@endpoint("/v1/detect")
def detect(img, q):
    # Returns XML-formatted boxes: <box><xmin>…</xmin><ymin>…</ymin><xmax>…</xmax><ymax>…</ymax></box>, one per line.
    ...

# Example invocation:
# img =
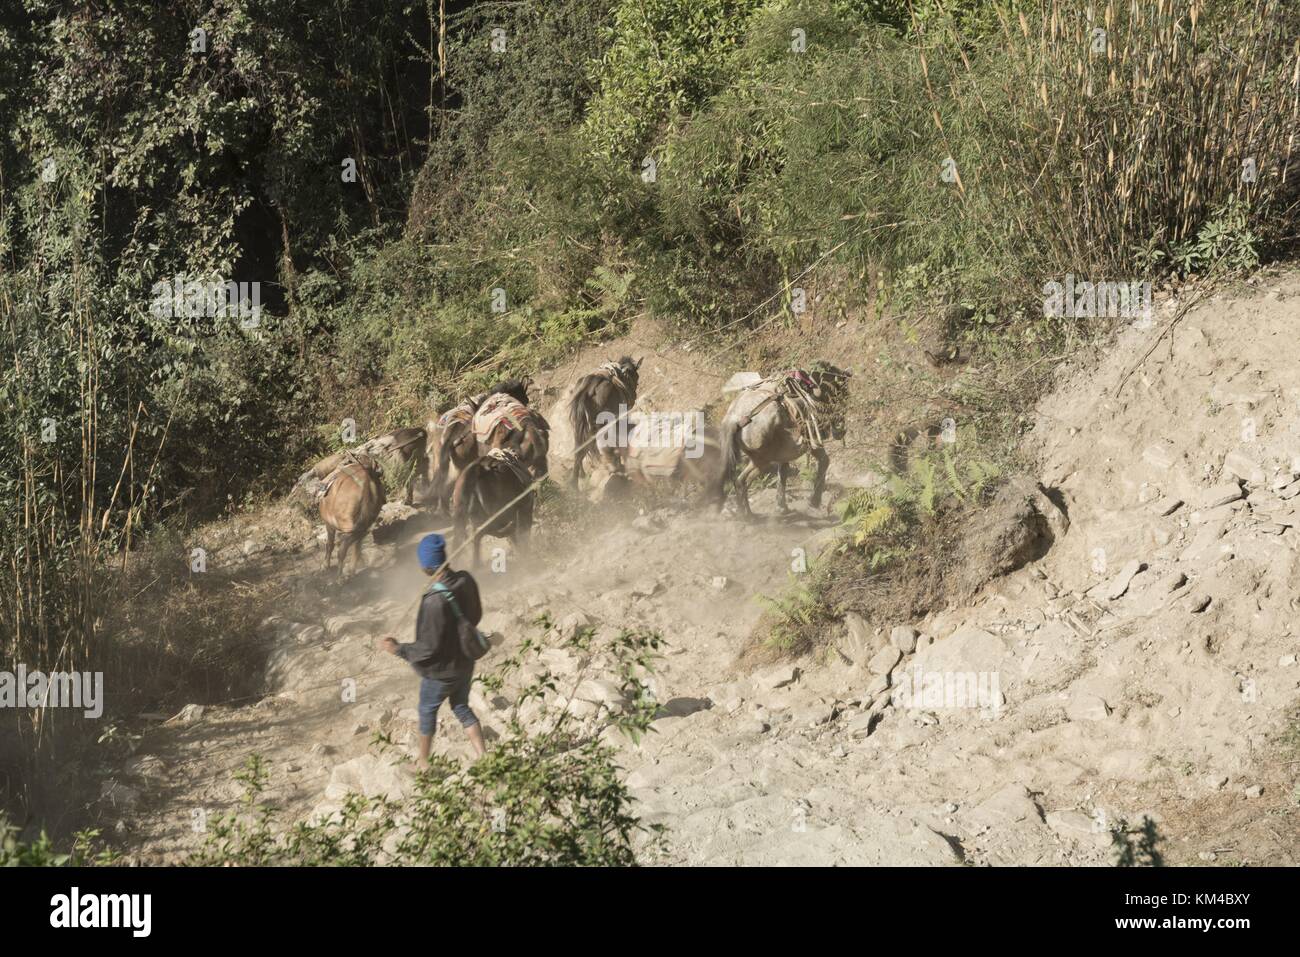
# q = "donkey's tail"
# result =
<box><xmin>568</xmin><ymin>376</ymin><xmax>596</xmax><ymax>455</ymax></box>
<box><xmin>719</xmin><ymin>417</ymin><xmax>746</xmax><ymax>497</ymax></box>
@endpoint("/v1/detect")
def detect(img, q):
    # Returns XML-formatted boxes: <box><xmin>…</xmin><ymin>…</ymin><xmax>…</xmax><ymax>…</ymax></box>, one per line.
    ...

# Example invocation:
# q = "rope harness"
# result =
<box><xmin>483</xmin><ymin>447</ymin><xmax>535</xmax><ymax>486</ymax></box>
<box><xmin>736</xmin><ymin>369</ymin><xmax>830</xmax><ymax>452</ymax></box>
<box><xmin>597</xmin><ymin>361</ymin><xmax>635</xmax><ymax>402</ymax></box>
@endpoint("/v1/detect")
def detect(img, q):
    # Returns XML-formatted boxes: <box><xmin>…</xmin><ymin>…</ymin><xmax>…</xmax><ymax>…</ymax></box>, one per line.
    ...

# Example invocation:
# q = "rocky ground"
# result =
<box><xmin>96</xmin><ymin>274</ymin><xmax>1300</xmax><ymax>866</ymax></box>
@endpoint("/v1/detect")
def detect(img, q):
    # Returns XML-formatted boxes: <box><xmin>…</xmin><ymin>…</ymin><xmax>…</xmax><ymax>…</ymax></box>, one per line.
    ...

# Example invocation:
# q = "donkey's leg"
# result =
<box><xmin>352</xmin><ymin>533</ymin><xmax>364</xmax><ymax>573</ymax></box>
<box><xmin>336</xmin><ymin>533</ymin><xmax>352</xmax><ymax>578</ymax></box>
<box><xmin>776</xmin><ymin>463</ymin><xmax>793</xmax><ymax>514</ymax></box>
<box><xmin>324</xmin><ymin>526</ymin><xmax>336</xmax><ymax>570</ymax></box>
<box><xmin>571</xmin><ymin>444</ymin><xmax>585</xmax><ymax>489</ymax></box>
<box><xmin>809</xmin><ymin>447</ymin><xmax>830</xmax><ymax>509</ymax></box>
<box><xmin>735</xmin><ymin>461</ymin><xmax>757</xmax><ymax>518</ymax></box>
<box><xmin>517</xmin><ymin>493</ymin><xmax>535</xmax><ymax>555</ymax></box>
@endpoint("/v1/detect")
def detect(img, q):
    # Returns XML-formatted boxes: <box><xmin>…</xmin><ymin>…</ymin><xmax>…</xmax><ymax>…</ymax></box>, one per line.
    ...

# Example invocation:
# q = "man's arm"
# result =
<box><xmin>380</xmin><ymin>596</ymin><xmax>445</xmax><ymax>666</ymax></box>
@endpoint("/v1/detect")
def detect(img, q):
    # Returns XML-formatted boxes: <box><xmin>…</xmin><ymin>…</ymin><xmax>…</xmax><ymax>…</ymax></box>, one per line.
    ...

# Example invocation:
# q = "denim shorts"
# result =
<box><xmin>417</xmin><ymin>670</ymin><xmax>478</xmax><ymax>736</ymax></box>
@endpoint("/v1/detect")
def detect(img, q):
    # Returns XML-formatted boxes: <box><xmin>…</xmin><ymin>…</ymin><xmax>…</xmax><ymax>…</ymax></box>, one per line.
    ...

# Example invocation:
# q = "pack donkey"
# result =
<box><xmin>428</xmin><ymin>379</ymin><xmax>531</xmax><ymax>513</ymax></box>
<box><xmin>319</xmin><ymin>452</ymin><xmax>387</xmax><ymax>576</ymax></box>
<box><xmin>303</xmin><ymin>427</ymin><xmax>428</xmax><ymax>507</ymax></box>
<box><xmin>718</xmin><ymin>362</ymin><xmax>852</xmax><ymax>516</ymax></box>
<box><xmin>568</xmin><ymin>356</ymin><xmax>641</xmax><ymax>488</ymax></box>
<box><xmin>449</xmin><ymin>448</ymin><xmax>536</xmax><ymax>568</ymax></box>
<box><xmin>472</xmin><ymin>380</ymin><xmax>550</xmax><ymax>481</ymax></box>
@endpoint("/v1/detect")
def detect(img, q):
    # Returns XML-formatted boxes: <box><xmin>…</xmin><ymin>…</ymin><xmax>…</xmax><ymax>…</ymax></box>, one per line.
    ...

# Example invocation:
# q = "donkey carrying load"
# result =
<box><xmin>472</xmin><ymin>383</ymin><xmax>550</xmax><ymax>481</ymax></box>
<box><xmin>319</xmin><ymin>452</ymin><xmax>387</xmax><ymax>577</ymax></box>
<box><xmin>718</xmin><ymin>362</ymin><xmax>852</xmax><ymax>517</ymax></box>
<box><xmin>450</xmin><ymin>447</ymin><xmax>536</xmax><ymax>569</ymax></box>
<box><xmin>568</xmin><ymin>356</ymin><xmax>641</xmax><ymax>488</ymax></box>
<box><xmin>301</xmin><ymin>427</ymin><xmax>428</xmax><ymax>507</ymax></box>
<box><xmin>427</xmin><ymin>379</ymin><xmax>531</xmax><ymax>513</ymax></box>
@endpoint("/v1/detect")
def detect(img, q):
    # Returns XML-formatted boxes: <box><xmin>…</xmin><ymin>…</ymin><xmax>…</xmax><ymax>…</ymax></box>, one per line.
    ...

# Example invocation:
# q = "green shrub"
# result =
<box><xmin>191</xmin><ymin>617</ymin><xmax>666</xmax><ymax>866</ymax></box>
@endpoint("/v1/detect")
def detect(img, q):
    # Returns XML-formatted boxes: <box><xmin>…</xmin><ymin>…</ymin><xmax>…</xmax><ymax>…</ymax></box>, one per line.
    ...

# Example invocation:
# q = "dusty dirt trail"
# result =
<box><xmin>103</xmin><ymin>276</ymin><xmax>1300</xmax><ymax>865</ymax></box>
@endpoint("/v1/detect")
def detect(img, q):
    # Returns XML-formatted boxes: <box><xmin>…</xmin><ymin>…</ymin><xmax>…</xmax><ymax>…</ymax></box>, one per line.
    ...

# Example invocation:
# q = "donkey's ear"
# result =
<box><xmin>634</xmin><ymin>356</ymin><xmax>644</xmax><ymax>369</ymax></box>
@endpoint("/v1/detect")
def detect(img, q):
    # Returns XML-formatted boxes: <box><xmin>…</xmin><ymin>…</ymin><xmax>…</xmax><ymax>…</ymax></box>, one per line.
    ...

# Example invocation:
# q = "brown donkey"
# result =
<box><xmin>429</xmin><ymin>379</ymin><xmax>531</xmax><ymax>513</ymax></box>
<box><xmin>568</xmin><ymin>356</ymin><xmax>641</xmax><ymax>488</ymax></box>
<box><xmin>449</xmin><ymin>449</ymin><xmax>536</xmax><ymax>569</ymax></box>
<box><xmin>305</xmin><ymin>428</ymin><xmax>428</xmax><ymax>506</ymax></box>
<box><xmin>472</xmin><ymin>380</ymin><xmax>550</xmax><ymax>481</ymax></box>
<box><xmin>607</xmin><ymin>411</ymin><xmax>725</xmax><ymax>508</ymax></box>
<box><xmin>319</xmin><ymin>453</ymin><xmax>387</xmax><ymax>576</ymax></box>
<box><xmin>718</xmin><ymin>362</ymin><xmax>852</xmax><ymax>516</ymax></box>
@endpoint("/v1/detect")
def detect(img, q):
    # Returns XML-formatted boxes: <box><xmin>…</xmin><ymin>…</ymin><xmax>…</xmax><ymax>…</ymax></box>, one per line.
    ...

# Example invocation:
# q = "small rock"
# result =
<box><xmin>1066</xmin><ymin>692</ymin><xmax>1110</xmax><ymax>722</ymax></box>
<box><xmin>846</xmin><ymin>712</ymin><xmax>875</xmax><ymax>737</ymax></box>
<box><xmin>1105</xmin><ymin>560</ymin><xmax>1147</xmax><ymax>601</ymax></box>
<box><xmin>172</xmin><ymin>703</ymin><xmax>205</xmax><ymax>725</ymax></box>
<box><xmin>755</xmin><ymin>665</ymin><xmax>800</xmax><ymax>692</ymax></box>
<box><xmin>1223</xmin><ymin>451</ymin><xmax>1265</xmax><ymax>486</ymax></box>
<box><xmin>656</xmin><ymin>696</ymin><xmax>711</xmax><ymax>718</ymax></box>
<box><xmin>1206</xmin><ymin>774</ymin><xmax>1228</xmax><ymax>791</ymax></box>
<box><xmin>1200</xmin><ymin>481</ymin><xmax>1245</xmax><ymax>509</ymax></box>
<box><xmin>867</xmin><ymin>644</ymin><xmax>902</xmax><ymax>677</ymax></box>
<box><xmin>1276</xmin><ymin>480</ymin><xmax>1300</xmax><ymax>500</ymax></box>
<box><xmin>1279</xmin><ymin>654</ymin><xmax>1297</xmax><ymax>668</ymax></box>
<box><xmin>1150</xmin><ymin>496</ymin><xmax>1183</xmax><ymax>516</ymax></box>
<box><xmin>556</xmin><ymin>611</ymin><xmax>591</xmax><ymax>639</ymax></box>
<box><xmin>1142</xmin><ymin>443</ymin><xmax>1176</xmax><ymax>470</ymax></box>
<box><xmin>629</xmin><ymin>579</ymin><xmax>662</xmax><ymax>598</ymax></box>
<box><xmin>1045</xmin><ymin>809</ymin><xmax>1096</xmax><ymax>837</ymax></box>
<box><xmin>890</xmin><ymin>625</ymin><xmax>919</xmax><ymax>654</ymax></box>
<box><xmin>1243</xmin><ymin>784</ymin><xmax>1264</xmax><ymax>799</ymax></box>
<box><xmin>864</xmin><ymin>673</ymin><xmax>890</xmax><ymax>697</ymax></box>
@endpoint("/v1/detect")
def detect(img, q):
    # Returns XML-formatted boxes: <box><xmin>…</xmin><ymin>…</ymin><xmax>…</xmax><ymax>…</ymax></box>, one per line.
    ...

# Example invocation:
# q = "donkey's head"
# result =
<box><xmin>488</xmin><ymin>377</ymin><xmax>531</xmax><ymax>406</ymax></box>
<box><xmin>615</xmin><ymin>355</ymin><xmax>642</xmax><ymax>394</ymax></box>
<box><xmin>809</xmin><ymin>362</ymin><xmax>852</xmax><ymax>439</ymax></box>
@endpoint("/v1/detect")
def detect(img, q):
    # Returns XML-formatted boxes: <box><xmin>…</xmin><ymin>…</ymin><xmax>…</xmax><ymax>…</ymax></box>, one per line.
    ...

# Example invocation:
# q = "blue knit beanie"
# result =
<box><xmin>417</xmin><ymin>533</ymin><xmax>446</xmax><ymax>572</ymax></box>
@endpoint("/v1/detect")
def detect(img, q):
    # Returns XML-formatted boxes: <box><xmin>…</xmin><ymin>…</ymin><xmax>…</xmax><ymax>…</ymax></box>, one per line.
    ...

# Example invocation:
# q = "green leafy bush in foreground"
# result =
<box><xmin>190</xmin><ymin>617</ymin><xmax>666</xmax><ymax>866</ymax></box>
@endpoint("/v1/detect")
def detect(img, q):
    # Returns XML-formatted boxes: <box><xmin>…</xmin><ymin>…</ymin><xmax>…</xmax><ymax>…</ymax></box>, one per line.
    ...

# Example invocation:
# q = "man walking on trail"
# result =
<box><xmin>378</xmin><ymin>533</ymin><xmax>487</xmax><ymax>764</ymax></box>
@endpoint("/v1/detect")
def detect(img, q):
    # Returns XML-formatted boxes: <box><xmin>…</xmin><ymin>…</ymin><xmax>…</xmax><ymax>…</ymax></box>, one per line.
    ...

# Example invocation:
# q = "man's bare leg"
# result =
<box><xmin>466</xmin><ymin>722</ymin><xmax>487</xmax><ymax>758</ymax></box>
<box><xmin>417</xmin><ymin>733</ymin><xmax>433</xmax><ymax>767</ymax></box>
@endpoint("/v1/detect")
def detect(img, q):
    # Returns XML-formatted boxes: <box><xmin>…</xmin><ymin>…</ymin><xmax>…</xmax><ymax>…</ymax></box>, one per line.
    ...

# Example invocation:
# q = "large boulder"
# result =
<box><xmin>949</xmin><ymin>477</ymin><xmax>1068</xmax><ymax>600</ymax></box>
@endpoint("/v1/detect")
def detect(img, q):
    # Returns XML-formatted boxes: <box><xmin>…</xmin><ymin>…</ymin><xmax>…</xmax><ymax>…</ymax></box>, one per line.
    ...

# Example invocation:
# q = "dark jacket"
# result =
<box><xmin>396</xmin><ymin>570</ymin><xmax>483</xmax><ymax>679</ymax></box>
